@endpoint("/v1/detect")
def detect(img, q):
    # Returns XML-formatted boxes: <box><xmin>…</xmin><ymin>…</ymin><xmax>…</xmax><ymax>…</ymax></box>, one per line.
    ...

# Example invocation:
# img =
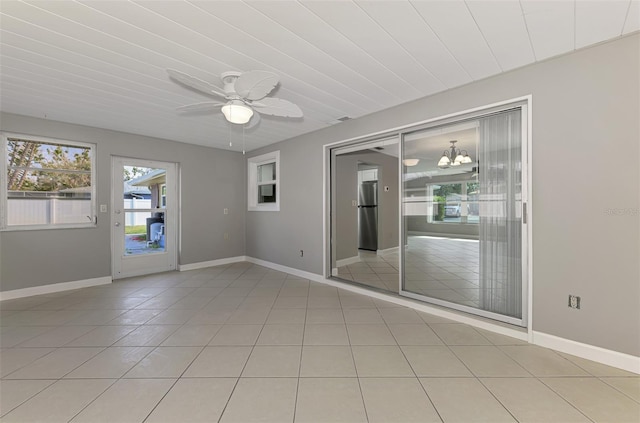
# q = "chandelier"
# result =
<box><xmin>437</xmin><ymin>140</ymin><xmax>472</xmax><ymax>168</ymax></box>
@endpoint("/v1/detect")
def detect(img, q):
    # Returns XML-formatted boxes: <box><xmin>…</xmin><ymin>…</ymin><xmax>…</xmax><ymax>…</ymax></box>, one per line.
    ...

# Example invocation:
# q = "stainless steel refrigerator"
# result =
<box><xmin>358</xmin><ymin>180</ymin><xmax>378</xmax><ymax>251</ymax></box>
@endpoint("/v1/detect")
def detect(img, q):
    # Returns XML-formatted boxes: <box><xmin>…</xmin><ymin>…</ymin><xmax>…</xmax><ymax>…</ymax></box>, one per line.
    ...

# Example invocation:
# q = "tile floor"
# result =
<box><xmin>337</xmin><ymin>236</ymin><xmax>486</xmax><ymax>309</ymax></box>
<box><xmin>1</xmin><ymin>262</ymin><xmax>638</xmax><ymax>422</ymax></box>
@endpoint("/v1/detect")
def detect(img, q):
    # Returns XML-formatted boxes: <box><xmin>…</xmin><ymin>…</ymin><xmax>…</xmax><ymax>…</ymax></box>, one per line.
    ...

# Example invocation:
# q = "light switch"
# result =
<box><xmin>100</xmin><ymin>204</ymin><xmax>108</xmax><ymax>213</ymax></box>
<box><xmin>352</xmin><ymin>200</ymin><xmax>357</xmax><ymax>207</ymax></box>
<box><xmin>224</xmin><ymin>208</ymin><xmax>229</xmax><ymax>215</ymax></box>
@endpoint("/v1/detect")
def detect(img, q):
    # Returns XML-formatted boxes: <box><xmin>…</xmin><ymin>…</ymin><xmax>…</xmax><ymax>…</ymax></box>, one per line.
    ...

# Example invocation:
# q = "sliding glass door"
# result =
<box><xmin>326</xmin><ymin>102</ymin><xmax>528</xmax><ymax>326</ymax></box>
<box><xmin>400</xmin><ymin>107</ymin><xmax>527</xmax><ymax>326</ymax></box>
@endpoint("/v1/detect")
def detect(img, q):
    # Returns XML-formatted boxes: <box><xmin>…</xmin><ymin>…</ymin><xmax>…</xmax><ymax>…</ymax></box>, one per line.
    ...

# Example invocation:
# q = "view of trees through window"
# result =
<box><xmin>7</xmin><ymin>139</ymin><xmax>91</xmax><ymax>192</ymax></box>
<box><xmin>4</xmin><ymin>137</ymin><xmax>94</xmax><ymax>227</ymax></box>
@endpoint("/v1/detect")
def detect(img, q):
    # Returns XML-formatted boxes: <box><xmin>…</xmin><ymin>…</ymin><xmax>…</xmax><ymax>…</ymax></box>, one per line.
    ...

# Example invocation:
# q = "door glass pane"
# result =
<box><xmin>123</xmin><ymin>211</ymin><xmax>166</xmax><ymax>256</ymax></box>
<box><xmin>122</xmin><ymin>165</ymin><xmax>167</xmax><ymax>256</ymax></box>
<box><xmin>402</xmin><ymin>109</ymin><xmax>523</xmax><ymax>321</ymax></box>
<box><xmin>330</xmin><ymin>138</ymin><xmax>400</xmax><ymax>293</ymax></box>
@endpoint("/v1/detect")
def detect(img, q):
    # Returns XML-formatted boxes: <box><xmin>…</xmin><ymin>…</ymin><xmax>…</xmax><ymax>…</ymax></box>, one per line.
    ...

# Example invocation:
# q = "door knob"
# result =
<box><xmin>114</xmin><ymin>222</ymin><xmax>120</xmax><ymax>226</ymax></box>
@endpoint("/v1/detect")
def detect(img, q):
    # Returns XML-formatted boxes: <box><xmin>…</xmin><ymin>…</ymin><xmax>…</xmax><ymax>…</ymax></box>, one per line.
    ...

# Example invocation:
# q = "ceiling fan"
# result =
<box><xmin>167</xmin><ymin>69</ymin><xmax>303</xmax><ymax>127</ymax></box>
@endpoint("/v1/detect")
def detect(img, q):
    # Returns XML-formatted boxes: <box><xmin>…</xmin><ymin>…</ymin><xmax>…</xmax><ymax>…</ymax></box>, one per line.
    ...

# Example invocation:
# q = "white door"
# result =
<box><xmin>111</xmin><ymin>157</ymin><xmax>178</xmax><ymax>279</ymax></box>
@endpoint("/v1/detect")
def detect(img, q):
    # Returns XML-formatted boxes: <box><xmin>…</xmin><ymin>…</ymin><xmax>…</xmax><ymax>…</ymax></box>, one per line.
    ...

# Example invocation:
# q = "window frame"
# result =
<box><xmin>247</xmin><ymin>150</ymin><xmax>280</xmax><ymax>211</ymax></box>
<box><xmin>1</xmin><ymin>132</ymin><xmax>97</xmax><ymax>231</ymax></box>
<box><xmin>160</xmin><ymin>183</ymin><xmax>167</xmax><ymax>208</ymax></box>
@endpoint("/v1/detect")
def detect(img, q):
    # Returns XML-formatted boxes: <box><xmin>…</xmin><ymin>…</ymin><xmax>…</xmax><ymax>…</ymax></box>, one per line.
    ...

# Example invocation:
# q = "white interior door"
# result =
<box><xmin>111</xmin><ymin>157</ymin><xmax>177</xmax><ymax>279</ymax></box>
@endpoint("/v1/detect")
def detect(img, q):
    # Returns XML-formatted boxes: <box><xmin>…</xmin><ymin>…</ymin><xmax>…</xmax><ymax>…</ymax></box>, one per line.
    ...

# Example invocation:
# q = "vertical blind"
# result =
<box><xmin>478</xmin><ymin>109</ymin><xmax>523</xmax><ymax>318</ymax></box>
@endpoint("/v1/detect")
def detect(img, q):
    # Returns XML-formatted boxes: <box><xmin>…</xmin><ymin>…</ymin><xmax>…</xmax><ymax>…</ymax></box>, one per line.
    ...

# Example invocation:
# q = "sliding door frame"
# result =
<box><xmin>322</xmin><ymin>96</ymin><xmax>532</xmax><ymax>332</ymax></box>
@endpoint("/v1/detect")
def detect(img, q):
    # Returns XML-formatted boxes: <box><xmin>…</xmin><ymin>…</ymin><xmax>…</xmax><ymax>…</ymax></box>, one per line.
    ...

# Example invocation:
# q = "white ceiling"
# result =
<box><xmin>1</xmin><ymin>1</ymin><xmax>638</xmax><ymax>152</ymax></box>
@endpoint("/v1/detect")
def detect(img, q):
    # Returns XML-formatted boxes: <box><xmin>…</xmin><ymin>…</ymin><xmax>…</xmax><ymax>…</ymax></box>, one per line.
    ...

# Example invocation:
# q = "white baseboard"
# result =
<box><xmin>408</xmin><ymin>231</ymin><xmax>479</xmax><ymax>240</ymax></box>
<box><xmin>178</xmin><ymin>256</ymin><xmax>247</xmax><ymax>272</ymax></box>
<box><xmin>533</xmin><ymin>331</ymin><xmax>640</xmax><ymax>375</ymax></box>
<box><xmin>0</xmin><ymin>276</ymin><xmax>112</xmax><ymax>301</ymax></box>
<box><xmin>244</xmin><ymin>257</ymin><xmax>326</xmax><ymax>283</ymax></box>
<box><xmin>244</xmin><ymin>257</ymin><xmax>528</xmax><ymax>341</ymax></box>
<box><xmin>377</xmin><ymin>246</ymin><xmax>398</xmax><ymax>255</ymax></box>
<box><xmin>336</xmin><ymin>256</ymin><xmax>360</xmax><ymax>267</ymax></box>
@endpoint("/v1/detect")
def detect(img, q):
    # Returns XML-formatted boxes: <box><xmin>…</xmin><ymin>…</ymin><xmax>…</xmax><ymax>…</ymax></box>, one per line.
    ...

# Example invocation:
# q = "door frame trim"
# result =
<box><xmin>322</xmin><ymin>95</ymin><xmax>533</xmax><ymax>335</ymax></box>
<box><xmin>110</xmin><ymin>156</ymin><xmax>179</xmax><ymax>279</ymax></box>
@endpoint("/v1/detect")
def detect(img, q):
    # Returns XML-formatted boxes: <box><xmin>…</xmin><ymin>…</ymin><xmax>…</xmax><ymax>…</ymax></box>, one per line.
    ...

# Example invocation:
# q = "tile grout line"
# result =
<box><xmin>377</xmin><ymin>303</ymin><xmax>446</xmax><ymax>423</ymax></box>
<box><xmin>339</xmin><ymin>293</ymin><xmax>371</xmax><ymax>423</ymax></box>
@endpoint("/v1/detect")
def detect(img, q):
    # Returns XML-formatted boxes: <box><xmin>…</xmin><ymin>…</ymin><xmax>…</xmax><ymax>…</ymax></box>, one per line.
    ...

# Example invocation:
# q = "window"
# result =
<box><xmin>1</xmin><ymin>133</ymin><xmax>96</xmax><ymax>230</ymax></box>
<box><xmin>160</xmin><ymin>184</ymin><xmax>167</xmax><ymax>208</ymax></box>
<box><xmin>427</xmin><ymin>181</ymin><xmax>479</xmax><ymax>224</ymax></box>
<box><xmin>248</xmin><ymin>150</ymin><xmax>279</xmax><ymax>211</ymax></box>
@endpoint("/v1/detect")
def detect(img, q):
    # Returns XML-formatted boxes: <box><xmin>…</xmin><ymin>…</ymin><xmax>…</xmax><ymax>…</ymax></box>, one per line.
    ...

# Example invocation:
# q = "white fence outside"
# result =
<box><xmin>124</xmin><ymin>198</ymin><xmax>152</xmax><ymax>226</ymax></box>
<box><xmin>7</xmin><ymin>197</ymin><xmax>152</xmax><ymax>226</ymax></box>
<box><xmin>8</xmin><ymin>198</ymin><xmax>93</xmax><ymax>226</ymax></box>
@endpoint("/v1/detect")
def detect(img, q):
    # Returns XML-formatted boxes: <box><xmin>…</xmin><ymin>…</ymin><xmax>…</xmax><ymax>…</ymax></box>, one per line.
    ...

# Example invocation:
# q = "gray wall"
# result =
<box><xmin>246</xmin><ymin>34</ymin><xmax>640</xmax><ymax>356</ymax></box>
<box><xmin>0</xmin><ymin>113</ymin><xmax>245</xmax><ymax>291</ymax></box>
<box><xmin>334</xmin><ymin>150</ymin><xmax>399</xmax><ymax>262</ymax></box>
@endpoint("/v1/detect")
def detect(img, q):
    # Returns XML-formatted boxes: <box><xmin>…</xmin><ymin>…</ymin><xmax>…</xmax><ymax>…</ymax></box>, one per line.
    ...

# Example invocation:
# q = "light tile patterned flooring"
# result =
<box><xmin>0</xmin><ymin>262</ymin><xmax>638</xmax><ymax>422</ymax></box>
<box><xmin>338</xmin><ymin>236</ymin><xmax>481</xmax><ymax>308</ymax></box>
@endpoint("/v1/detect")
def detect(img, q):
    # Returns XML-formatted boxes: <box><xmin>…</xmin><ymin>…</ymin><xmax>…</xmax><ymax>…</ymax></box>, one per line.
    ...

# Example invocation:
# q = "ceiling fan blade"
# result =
<box><xmin>176</xmin><ymin>101</ymin><xmax>225</xmax><ymax>113</ymax></box>
<box><xmin>245</xmin><ymin>112</ymin><xmax>261</xmax><ymax>129</ymax></box>
<box><xmin>167</xmin><ymin>69</ymin><xmax>226</xmax><ymax>98</ymax></box>
<box><xmin>252</xmin><ymin>97</ymin><xmax>303</xmax><ymax>118</ymax></box>
<box><xmin>235</xmin><ymin>70</ymin><xmax>279</xmax><ymax>101</ymax></box>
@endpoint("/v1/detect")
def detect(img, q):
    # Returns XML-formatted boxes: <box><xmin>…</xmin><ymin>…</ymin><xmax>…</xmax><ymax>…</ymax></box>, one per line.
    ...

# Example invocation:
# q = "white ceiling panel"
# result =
<box><xmin>301</xmin><ymin>1</ymin><xmax>444</xmax><ymax>97</ymax></box>
<box><xmin>466</xmin><ymin>1</ymin><xmax>536</xmax><ymax>70</ymax></box>
<box><xmin>576</xmin><ymin>1</ymin><xmax>630</xmax><ymax>48</ymax></box>
<box><xmin>248</xmin><ymin>1</ymin><xmax>420</xmax><ymax>103</ymax></box>
<box><xmin>520</xmin><ymin>1</ymin><xmax>575</xmax><ymax>60</ymax></box>
<box><xmin>0</xmin><ymin>0</ymin><xmax>636</xmax><ymax>152</ymax></box>
<box><xmin>623</xmin><ymin>0</ymin><xmax>640</xmax><ymax>33</ymax></box>
<box><xmin>411</xmin><ymin>0</ymin><xmax>502</xmax><ymax>80</ymax></box>
<box><xmin>355</xmin><ymin>1</ymin><xmax>472</xmax><ymax>89</ymax></box>
<box><xmin>191</xmin><ymin>1</ymin><xmax>401</xmax><ymax>107</ymax></box>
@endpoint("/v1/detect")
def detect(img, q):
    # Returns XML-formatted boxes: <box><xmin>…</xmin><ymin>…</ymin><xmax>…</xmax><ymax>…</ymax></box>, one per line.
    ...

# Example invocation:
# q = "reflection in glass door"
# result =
<box><xmin>329</xmin><ymin>137</ymin><xmax>400</xmax><ymax>292</ymax></box>
<box><xmin>401</xmin><ymin>107</ymin><xmax>527</xmax><ymax>325</ymax></box>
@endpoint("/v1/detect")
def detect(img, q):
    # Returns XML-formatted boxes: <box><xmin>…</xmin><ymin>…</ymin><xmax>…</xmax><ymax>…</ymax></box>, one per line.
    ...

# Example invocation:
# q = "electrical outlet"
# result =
<box><xmin>352</xmin><ymin>200</ymin><xmax>357</xmax><ymax>207</ymax></box>
<box><xmin>224</xmin><ymin>208</ymin><xmax>228</xmax><ymax>215</ymax></box>
<box><xmin>224</xmin><ymin>233</ymin><xmax>229</xmax><ymax>240</ymax></box>
<box><xmin>568</xmin><ymin>295</ymin><xmax>581</xmax><ymax>309</ymax></box>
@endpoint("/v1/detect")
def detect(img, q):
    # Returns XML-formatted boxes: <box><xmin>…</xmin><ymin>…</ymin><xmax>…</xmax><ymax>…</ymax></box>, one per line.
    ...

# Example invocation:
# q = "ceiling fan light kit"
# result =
<box><xmin>438</xmin><ymin>140</ymin><xmax>472</xmax><ymax>169</ymax></box>
<box><xmin>167</xmin><ymin>68</ymin><xmax>303</xmax><ymax>128</ymax></box>
<box><xmin>221</xmin><ymin>100</ymin><xmax>254</xmax><ymax>124</ymax></box>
